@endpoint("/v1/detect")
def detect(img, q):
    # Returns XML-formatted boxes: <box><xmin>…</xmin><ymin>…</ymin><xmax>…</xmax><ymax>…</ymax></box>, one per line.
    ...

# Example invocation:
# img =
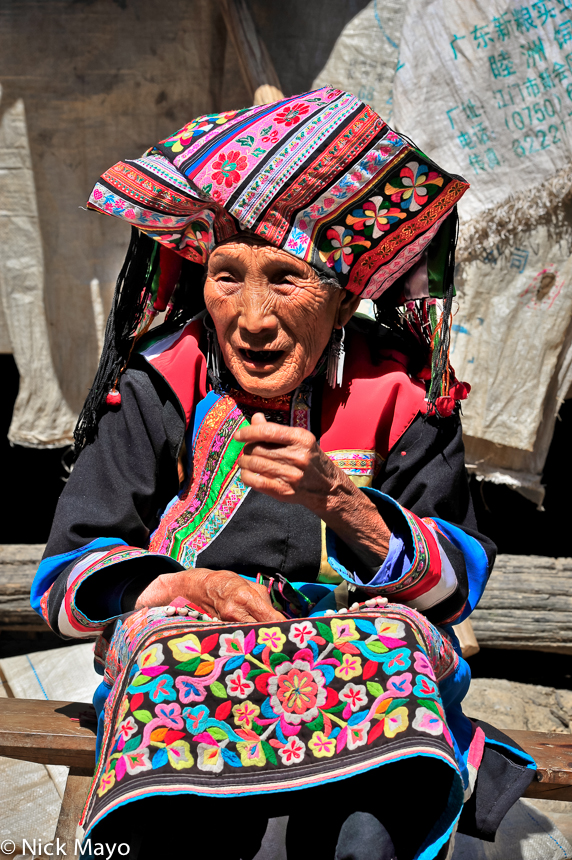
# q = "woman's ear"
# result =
<box><xmin>336</xmin><ymin>290</ymin><xmax>362</xmax><ymax>328</ymax></box>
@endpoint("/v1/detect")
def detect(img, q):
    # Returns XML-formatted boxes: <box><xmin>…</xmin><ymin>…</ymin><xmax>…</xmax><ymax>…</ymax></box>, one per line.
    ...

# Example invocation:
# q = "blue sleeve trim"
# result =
<box><xmin>431</xmin><ymin>519</ymin><xmax>490</xmax><ymax>621</ymax></box>
<box><xmin>30</xmin><ymin>538</ymin><xmax>128</xmax><ymax>615</ymax></box>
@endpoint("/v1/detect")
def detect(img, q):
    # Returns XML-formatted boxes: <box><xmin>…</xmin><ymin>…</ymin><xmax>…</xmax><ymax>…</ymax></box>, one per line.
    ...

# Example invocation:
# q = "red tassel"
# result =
<box><xmin>154</xmin><ymin>246</ymin><xmax>183</xmax><ymax>312</ymax></box>
<box><xmin>435</xmin><ymin>395</ymin><xmax>456</xmax><ymax>417</ymax></box>
<box><xmin>106</xmin><ymin>389</ymin><xmax>121</xmax><ymax>406</ymax></box>
<box><xmin>450</xmin><ymin>381</ymin><xmax>471</xmax><ymax>400</ymax></box>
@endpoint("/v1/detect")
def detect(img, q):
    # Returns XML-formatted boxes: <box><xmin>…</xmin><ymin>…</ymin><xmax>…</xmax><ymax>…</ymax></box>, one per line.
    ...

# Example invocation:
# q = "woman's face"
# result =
<box><xmin>204</xmin><ymin>237</ymin><xmax>360</xmax><ymax>398</ymax></box>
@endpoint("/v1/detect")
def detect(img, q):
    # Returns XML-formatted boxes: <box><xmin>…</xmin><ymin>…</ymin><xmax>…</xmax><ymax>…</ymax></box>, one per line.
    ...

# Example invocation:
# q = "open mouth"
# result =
<box><xmin>239</xmin><ymin>348</ymin><xmax>284</xmax><ymax>367</ymax></box>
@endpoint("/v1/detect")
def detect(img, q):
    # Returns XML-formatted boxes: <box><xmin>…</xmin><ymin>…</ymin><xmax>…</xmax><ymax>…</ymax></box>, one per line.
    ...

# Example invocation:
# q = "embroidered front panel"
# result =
<box><xmin>149</xmin><ymin>386</ymin><xmax>312</xmax><ymax>567</ymax></box>
<box><xmin>82</xmin><ymin>606</ymin><xmax>461</xmax><ymax>832</ymax></box>
<box><xmin>149</xmin><ymin>395</ymin><xmax>249</xmax><ymax>563</ymax></box>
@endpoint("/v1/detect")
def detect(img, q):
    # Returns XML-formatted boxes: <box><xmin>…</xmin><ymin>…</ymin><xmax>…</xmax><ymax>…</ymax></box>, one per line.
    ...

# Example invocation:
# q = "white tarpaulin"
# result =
<box><xmin>392</xmin><ymin>0</ymin><xmax>572</xmax><ymax>505</ymax></box>
<box><xmin>314</xmin><ymin>0</ymin><xmax>572</xmax><ymax>504</ymax></box>
<box><xmin>0</xmin><ymin>89</ymin><xmax>77</xmax><ymax>448</ymax></box>
<box><xmin>312</xmin><ymin>0</ymin><xmax>406</xmax><ymax>123</ymax></box>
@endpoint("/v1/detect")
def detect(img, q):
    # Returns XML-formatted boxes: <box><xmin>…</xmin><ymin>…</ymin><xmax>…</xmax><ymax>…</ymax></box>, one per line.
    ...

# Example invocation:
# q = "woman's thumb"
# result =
<box><xmin>251</xmin><ymin>412</ymin><xmax>267</xmax><ymax>425</ymax></box>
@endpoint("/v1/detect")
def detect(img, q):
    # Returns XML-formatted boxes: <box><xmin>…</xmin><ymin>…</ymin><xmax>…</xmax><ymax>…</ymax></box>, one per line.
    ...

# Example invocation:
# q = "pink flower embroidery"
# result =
<box><xmin>309</xmin><ymin>731</ymin><xmax>336</xmax><ymax>758</ymax></box>
<box><xmin>288</xmin><ymin>621</ymin><xmax>317</xmax><ymax>648</ymax></box>
<box><xmin>274</xmin><ymin>102</ymin><xmax>310</xmax><ymax>127</ymax></box>
<box><xmin>413</xmin><ymin>651</ymin><xmax>435</xmax><ymax>679</ymax></box>
<box><xmin>412</xmin><ymin>706</ymin><xmax>444</xmax><ymax>736</ymax></box>
<box><xmin>226</xmin><ymin>669</ymin><xmax>254</xmax><ymax>699</ymax></box>
<box><xmin>211</xmin><ymin>149</ymin><xmax>248</xmax><ymax>188</ymax></box>
<box><xmin>335</xmin><ymin>653</ymin><xmax>363</xmax><ymax>681</ymax></box>
<box><xmin>385</xmin><ymin>673</ymin><xmax>413</xmax><ymax>697</ymax></box>
<box><xmin>278</xmin><ymin>736</ymin><xmax>306</xmax><ymax>765</ymax></box>
<box><xmin>277</xmin><ymin>669</ymin><xmax>317</xmax><ymax>715</ymax></box>
<box><xmin>347</xmin><ymin>721</ymin><xmax>370</xmax><ymax>750</ymax></box>
<box><xmin>339</xmin><ymin>683</ymin><xmax>368</xmax><ymax>713</ymax></box>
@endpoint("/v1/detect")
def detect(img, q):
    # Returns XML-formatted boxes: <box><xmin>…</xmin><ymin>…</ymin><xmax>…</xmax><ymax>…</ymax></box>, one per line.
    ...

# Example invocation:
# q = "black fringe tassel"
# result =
<box><xmin>427</xmin><ymin>208</ymin><xmax>459</xmax><ymax>412</ymax></box>
<box><xmin>74</xmin><ymin>228</ymin><xmax>159</xmax><ymax>454</ymax></box>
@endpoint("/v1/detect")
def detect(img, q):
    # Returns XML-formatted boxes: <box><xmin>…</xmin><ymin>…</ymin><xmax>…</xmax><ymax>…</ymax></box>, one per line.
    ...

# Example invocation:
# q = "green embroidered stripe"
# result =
<box><xmin>169</xmin><ymin>416</ymin><xmax>250</xmax><ymax>561</ymax></box>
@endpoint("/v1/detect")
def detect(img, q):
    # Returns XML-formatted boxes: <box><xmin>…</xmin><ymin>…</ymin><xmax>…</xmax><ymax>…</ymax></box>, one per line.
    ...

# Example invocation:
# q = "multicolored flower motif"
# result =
<box><xmin>288</xmin><ymin>620</ymin><xmax>317</xmax><ymax>648</ymax></box>
<box><xmin>384</xmin><ymin>706</ymin><xmax>409</xmax><ymax>738</ymax></box>
<box><xmin>278</xmin><ymin>736</ymin><xmax>306</xmax><ymax>765</ymax></box>
<box><xmin>335</xmin><ymin>654</ymin><xmax>363</xmax><ymax>681</ymax></box>
<box><xmin>226</xmin><ymin>669</ymin><xmax>255</xmax><ymax>699</ymax></box>
<box><xmin>384</xmin><ymin>161</ymin><xmax>444</xmax><ymax>212</ymax></box>
<box><xmin>96</xmin><ymin>609</ymin><xmax>458</xmax><ymax>798</ymax></box>
<box><xmin>318</xmin><ymin>227</ymin><xmax>371</xmax><ymax>275</ymax></box>
<box><xmin>211</xmin><ymin>149</ymin><xmax>248</xmax><ymax>188</ymax></box>
<box><xmin>268</xmin><ymin>660</ymin><xmax>327</xmax><ymax>724</ymax></box>
<box><xmin>232</xmin><ymin>700</ymin><xmax>260</xmax><ymax>729</ymax></box>
<box><xmin>309</xmin><ymin>731</ymin><xmax>336</xmax><ymax>758</ymax></box>
<box><xmin>258</xmin><ymin>627</ymin><xmax>287</xmax><ymax>652</ymax></box>
<box><xmin>274</xmin><ymin>102</ymin><xmax>310</xmax><ymax>127</ymax></box>
<box><xmin>160</xmin><ymin>111</ymin><xmax>241</xmax><ymax>154</ymax></box>
<box><xmin>346</xmin><ymin>197</ymin><xmax>406</xmax><ymax>238</ymax></box>
<box><xmin>237</xmin><ymin>739</ymin><xmax>267</xmax><ymax>767</ymax></box>
<box><xmin>339</xmin><ymin>683</ymin><xmax>368</xmax><ymax>713</ymax></box>
<box><xmin>197</xmin><ymin>742</ymin><xmax>224</xmax><ymax>773</ymax></box>
<box><xmin>413</xmin><ymin>706</ymin><xmax>444</xmax><ymax>736</ymax></box>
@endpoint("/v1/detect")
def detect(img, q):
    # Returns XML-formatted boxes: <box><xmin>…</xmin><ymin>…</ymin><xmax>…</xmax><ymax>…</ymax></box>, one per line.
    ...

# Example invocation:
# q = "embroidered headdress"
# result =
<box><xmin>77</xmin><ymin>88</ymin><xmax>469</xmax><ymax>449</ymax></box>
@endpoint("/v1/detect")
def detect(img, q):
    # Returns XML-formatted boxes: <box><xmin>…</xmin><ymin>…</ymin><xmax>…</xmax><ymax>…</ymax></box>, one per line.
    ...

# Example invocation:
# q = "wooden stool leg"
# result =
<box><xmin>51</xmin><ymin>768</ymin><xmax>93</xmax><ymax>858</ymax></box>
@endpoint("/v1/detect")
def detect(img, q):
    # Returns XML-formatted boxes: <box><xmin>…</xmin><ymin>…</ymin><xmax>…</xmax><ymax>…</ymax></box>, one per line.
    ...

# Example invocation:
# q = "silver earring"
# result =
<box><xmin>327</xmin><ymin>327</ymin><xmax>345</xmax><ymax>388</ymax></box>
<box><xmin>204</xmin><ymin>315</ymin><xmax>222</xmax><ymax>381</ymax></box>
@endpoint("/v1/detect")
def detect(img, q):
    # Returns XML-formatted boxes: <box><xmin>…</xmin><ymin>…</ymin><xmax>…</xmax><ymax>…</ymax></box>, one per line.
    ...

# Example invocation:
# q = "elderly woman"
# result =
<box><xmin>32</xmin><ymin>89</ymin><xmax>534</xmax><ymax>860</ymax></box>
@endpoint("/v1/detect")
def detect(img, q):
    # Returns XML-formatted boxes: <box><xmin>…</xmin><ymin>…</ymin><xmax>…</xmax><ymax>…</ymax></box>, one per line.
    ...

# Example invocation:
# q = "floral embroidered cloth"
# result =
<box><xmin>87</xmin><ymin>87</ymin><xmax>468</xmax><ymax>301</ymax></box>
<box><xmin>82</xmin><ymin>605</ymin><xmax>464</xmax><ymax>851</ymax></box>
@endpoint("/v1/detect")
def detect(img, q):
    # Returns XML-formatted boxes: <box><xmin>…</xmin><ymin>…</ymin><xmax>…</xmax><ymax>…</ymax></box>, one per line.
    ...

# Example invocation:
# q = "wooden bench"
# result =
<box><xmin>0</xmin><ymin>698</ymin><xmax>570</xmax><ymax>857</ymax></box>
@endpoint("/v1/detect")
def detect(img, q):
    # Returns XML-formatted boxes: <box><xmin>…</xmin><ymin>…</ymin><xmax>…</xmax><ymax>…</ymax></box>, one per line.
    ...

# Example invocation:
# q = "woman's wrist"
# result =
<box><xmin>319</xmin><ymin>474</ymin><xmax>391</xmax><ymax>569</ymax></box>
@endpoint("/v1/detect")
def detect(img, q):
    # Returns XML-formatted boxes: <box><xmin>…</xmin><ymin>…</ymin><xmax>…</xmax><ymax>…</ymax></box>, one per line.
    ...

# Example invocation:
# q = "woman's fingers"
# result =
<box><xmin>240</xmin><ymin>453</ymin><xmax>303</xmax><ymax>483</ymax></box>
<box><xmin>205</xmin><ymin>569</ymin><xmax>285</xmax><ymax>623</ymax></box>
<box><xmin>235</xmin><ymin>417</ymin><xmax>313</xmax><ymax>448</ymax></box>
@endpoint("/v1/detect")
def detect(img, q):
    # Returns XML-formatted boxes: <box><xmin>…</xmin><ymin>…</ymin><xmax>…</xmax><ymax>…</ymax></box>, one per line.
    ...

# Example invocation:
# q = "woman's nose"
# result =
<box><xmin>237</xmin><ymin>284</ymin><xmax>278</xmax><ymax>334</ymax></box>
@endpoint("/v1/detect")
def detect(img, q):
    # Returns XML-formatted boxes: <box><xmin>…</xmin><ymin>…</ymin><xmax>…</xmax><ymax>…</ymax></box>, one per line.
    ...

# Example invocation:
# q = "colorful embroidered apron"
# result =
<box><xmin>82</xmin><ymin>605</ymin><xmax>464</xmax><ymax>855</ymax></box>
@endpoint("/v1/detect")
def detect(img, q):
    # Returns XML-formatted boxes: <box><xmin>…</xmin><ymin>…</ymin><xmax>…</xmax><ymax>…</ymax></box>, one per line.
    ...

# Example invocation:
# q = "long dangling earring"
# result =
<box><xmin>204</xmin><ymin>315</ymin><xmax>222</xmax><ymax>382</ymax></box>
<box><xmin>327</xmin><ymin>326</ymin><xmax>345</xmax><ymax>388</ymax></box>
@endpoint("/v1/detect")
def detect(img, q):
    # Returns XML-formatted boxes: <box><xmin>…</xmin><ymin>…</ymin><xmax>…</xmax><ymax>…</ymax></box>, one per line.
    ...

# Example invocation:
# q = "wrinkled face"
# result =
<box><xmin>204</xmin><ymin>237</ymin><xmax>360</xmax><ymax>398</ymax></box>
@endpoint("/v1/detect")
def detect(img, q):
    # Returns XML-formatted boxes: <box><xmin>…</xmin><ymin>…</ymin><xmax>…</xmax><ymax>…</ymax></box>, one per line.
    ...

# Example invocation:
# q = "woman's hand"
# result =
<box><xmin>235</xmin><ymin>413</ymin><xmax>391</xmax><ymax>571</ymax></box>
<box><xmin>135</xmin><ymin>567</ymin><xmax>285</xmax><ymax>623</ymax></box>
<box><xmin>236</xmin><ymin>413</ymin><xmax>349</xmax><ymax>514</ymax></box>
